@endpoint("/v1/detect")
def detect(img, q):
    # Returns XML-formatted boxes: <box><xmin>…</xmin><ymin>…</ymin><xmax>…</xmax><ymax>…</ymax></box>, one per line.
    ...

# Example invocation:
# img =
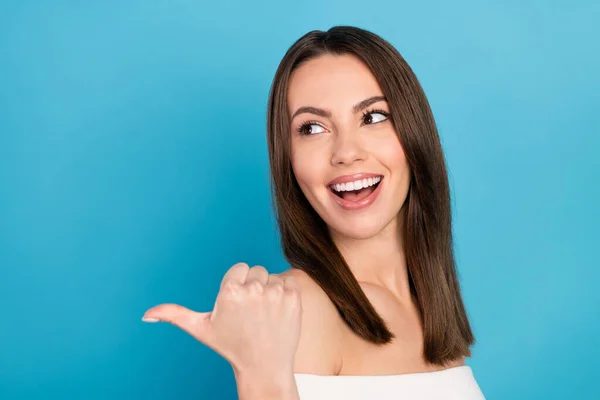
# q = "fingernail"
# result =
<box><xmin>142</xmin><ymin>317</ymin><xmax>160</xmax><ymax>323</ymax></box>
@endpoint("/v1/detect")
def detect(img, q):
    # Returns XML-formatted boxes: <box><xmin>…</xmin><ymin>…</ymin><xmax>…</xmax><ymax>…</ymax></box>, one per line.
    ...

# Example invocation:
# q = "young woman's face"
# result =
<box><xmin>288</xmin><ymin>54</ymin><xmax>411</xmax><ymax>239</ymax></box>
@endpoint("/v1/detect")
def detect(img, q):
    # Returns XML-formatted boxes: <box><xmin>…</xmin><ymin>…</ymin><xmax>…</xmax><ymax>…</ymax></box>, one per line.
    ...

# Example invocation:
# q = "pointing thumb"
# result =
<box><xmin>143</xmin><ymin>303</ymin><xmax>213</xmax><ymax>345</ymax></box>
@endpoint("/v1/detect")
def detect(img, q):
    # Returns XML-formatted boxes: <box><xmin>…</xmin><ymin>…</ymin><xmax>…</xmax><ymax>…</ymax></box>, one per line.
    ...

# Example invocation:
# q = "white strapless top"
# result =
<box><xmin>294</xmin><ymin>366</ymin><xmax>485</xmax><ymax>400</ymax></box>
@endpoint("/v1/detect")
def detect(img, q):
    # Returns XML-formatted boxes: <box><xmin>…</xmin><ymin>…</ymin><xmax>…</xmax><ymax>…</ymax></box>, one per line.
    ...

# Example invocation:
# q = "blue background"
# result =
<box><xmin>1</xmin><ymin>1</ymin><xmax>598</xmax><ymax>399</ymax></box>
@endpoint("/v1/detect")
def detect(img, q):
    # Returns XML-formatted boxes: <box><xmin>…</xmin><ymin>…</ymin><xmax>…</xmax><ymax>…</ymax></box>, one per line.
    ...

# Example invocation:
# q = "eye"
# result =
<box><xmin>362</xmin><ymin>109</ymin><xmax>390</xmax><ymax>125</ymax></box>
<box><xmin>297</xmin><ymin>122</ymin><xmax>326</xmax><ymax>136</ymax></box>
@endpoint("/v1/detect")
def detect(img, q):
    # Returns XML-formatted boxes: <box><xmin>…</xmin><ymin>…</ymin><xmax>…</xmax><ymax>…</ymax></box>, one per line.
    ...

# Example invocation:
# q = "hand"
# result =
<box><xmin>142</xmin><ymin>263</ymin><xmax>303</xmax><ymax>377</ymax></box>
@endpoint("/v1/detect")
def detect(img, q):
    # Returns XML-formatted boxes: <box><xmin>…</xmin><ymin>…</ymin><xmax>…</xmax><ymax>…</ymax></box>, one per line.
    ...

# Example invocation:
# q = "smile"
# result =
<box><xmin>327</xmin><ymin>174</ymin><xmax>384</xmax><ymax>211</ymax></box>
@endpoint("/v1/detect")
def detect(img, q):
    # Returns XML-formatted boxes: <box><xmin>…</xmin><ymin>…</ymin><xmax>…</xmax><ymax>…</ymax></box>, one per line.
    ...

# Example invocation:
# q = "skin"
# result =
<box><xmin>144</xmin><ymin>263</ymin><xmax>303</xmax><ymax>400</ymax></box>
<box><xmin>142</xmin><ymin>53</ymin><xmax>463</xmax><ymax>399</ymax></box>
<box><xmin>281</xmin><ymin>53</ymin><xmax>464</xmax><ymax>375</ymax></box>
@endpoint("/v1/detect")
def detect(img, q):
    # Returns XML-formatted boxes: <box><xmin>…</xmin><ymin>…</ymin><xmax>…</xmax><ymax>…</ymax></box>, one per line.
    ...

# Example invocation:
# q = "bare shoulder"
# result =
<box><xmin>277</xmin><ymin>268</ymin><xmax>343</xmax><ymax>375</ymax></box>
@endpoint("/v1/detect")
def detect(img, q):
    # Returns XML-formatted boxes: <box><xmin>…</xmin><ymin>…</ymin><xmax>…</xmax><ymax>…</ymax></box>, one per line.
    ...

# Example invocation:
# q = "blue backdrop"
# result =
<box><xmin>1</xmin><ymin>1</ymin><xmax>598</xmax><ymax>399</ymax></box>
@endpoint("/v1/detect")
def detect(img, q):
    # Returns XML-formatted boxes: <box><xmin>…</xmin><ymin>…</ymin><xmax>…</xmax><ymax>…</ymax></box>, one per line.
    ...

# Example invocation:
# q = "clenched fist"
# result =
<box><xmin>142</xmin><ymin>263</ymin><xmax>303</xmax><ymax>378</ymax></box>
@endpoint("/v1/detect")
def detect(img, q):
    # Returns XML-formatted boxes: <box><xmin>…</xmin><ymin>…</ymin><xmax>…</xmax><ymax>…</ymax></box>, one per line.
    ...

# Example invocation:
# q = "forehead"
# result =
<box><xmin>287</xmin><ymin>54</ymin><xmax>384</xmax><ymax>114</ymax></box>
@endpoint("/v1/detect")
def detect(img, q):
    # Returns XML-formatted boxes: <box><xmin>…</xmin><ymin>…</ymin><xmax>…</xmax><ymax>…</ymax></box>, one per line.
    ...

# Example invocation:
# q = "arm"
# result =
<box><xmin>234</xmin><ymin>370</ymin><xmax>300</xmax><ymax>400</ymax></box>
<box><xmin>233</xmin><ymin>268</ymin><xmax>342</xmax><ymax>400</ymax></box>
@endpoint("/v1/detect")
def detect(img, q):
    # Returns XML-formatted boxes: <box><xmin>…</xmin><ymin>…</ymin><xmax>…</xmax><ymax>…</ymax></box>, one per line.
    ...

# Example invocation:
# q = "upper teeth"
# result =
<box><xmin>331</xmin><ymin>176</ymin><xmax>381</xmax><ymax>192</ymax></box>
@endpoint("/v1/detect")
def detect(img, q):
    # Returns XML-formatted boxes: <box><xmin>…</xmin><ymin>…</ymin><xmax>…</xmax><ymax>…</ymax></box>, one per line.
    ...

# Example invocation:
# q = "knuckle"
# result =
<box><xmin>222</xmin><ymin>281</ymin><xmax>241</xmax><ymax>296</ymax></box>
<box><xmin>250</xmin><ymin>265</ymin><xmax>267</xmax><ymax>273</ymax></box>
<box><xmin>284</xmin><ymin>288</ymin><xmax>301</xmax><ymax>304</ymax></box>
<box><xmin>268</xmin><ymin>274</ymin><xmax>283</xmax><ymax>285</ymax></box>
<box><xmin>247</xmin><ymin>281</ymin><xmax>264</xmax><ymax>293</ymax></box>
<box><xmin>250</xmin><ymin>265</ymin><xmax>270</xmax><ymax>281</ymax></box>
<box><xmin>232</xmin><ymin>262</ymin><xmax>250</xmax><ymax>271</ymax></box>
<box><xmin>265</xmin><ymin>285</ymin><xmax>283</xmax><ymax>302</ymax></box>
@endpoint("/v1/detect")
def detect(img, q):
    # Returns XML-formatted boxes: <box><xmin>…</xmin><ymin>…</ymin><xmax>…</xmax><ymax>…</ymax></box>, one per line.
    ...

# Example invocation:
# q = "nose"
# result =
<box><xmin>330</xmin><ymin>129</ymin><xmax>368</xmax><ymax>166</ymax></box>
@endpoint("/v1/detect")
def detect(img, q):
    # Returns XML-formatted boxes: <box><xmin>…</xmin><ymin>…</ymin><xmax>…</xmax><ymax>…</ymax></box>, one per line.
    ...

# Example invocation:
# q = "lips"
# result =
<box><xmin>328</xmin><ymin>176</ymin><xmax>384</xmax><ymax>211</ymax></box>
<box><xmin>327</xmin><ymin>172</ymin><xmax>383</xmax><ymax>187</ymax></box>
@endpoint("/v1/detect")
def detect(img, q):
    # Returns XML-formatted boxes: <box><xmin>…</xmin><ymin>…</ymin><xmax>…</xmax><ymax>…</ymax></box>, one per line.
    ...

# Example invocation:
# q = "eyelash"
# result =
<box><xmin>361</xmin><ymin>108</ymin><xmax>389</xmax><ymax>123</ymax></box>
<box><xmin>296</xmin><ymin>108</ymin><xmax>390</xmax><ymax>136</ymax></box>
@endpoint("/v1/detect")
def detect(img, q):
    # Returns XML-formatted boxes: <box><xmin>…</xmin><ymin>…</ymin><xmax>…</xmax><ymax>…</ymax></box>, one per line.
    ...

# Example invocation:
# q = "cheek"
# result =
<box><xmin>290</xmin><ymin>140</ymin><xmax>327</xmax><ymax>189</ymax></box>
<box><xmin>377</xmin><ymin>134</ymin><xmax>410</xmax><ymax>182</ymax></box>
<box><xmin>369</xmin><ymin>130</ymin><xmax>408</xmax><ymax>168</ymax></box>
<box><xmin>388</xmin><ymin>145</ymin><xmax>409</xmax><ymax>173</ymax></box>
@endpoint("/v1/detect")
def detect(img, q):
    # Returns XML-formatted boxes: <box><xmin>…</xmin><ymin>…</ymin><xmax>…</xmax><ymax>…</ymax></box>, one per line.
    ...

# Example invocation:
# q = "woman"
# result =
<box><xmin>143</xmin><ymin>26</ymin><xmax>485</xmax><ymax>400</ymax></box>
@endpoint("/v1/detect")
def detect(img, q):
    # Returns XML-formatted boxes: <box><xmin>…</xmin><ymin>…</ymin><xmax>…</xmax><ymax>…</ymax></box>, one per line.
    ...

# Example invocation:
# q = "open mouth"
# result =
<box><xmin>329</xmin><ymin>176</ymin><xmax>382</xmax><ymax>203</ymax></box>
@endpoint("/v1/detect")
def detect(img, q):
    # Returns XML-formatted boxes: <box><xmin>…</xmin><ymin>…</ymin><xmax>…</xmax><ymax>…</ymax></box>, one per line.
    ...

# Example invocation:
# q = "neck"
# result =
<box><xmin>329</xmin><ymin>212</ymin><xmax>411</xmax><ymax>300</ymax></box>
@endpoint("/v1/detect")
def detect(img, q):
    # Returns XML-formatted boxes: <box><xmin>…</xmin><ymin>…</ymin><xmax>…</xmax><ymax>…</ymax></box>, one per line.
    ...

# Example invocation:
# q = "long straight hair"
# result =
<box><xmin>266</xmin><ymin>26</ymin><xmax>474</xmax><ymax>365</ymax></box>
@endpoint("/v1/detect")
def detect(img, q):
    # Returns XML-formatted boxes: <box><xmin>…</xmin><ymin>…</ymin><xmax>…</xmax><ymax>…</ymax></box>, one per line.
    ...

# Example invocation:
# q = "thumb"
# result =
<box><xmin>143</xmin><ymin>303</ymin><xmax>213</xmax><ymax>345</ymax></box>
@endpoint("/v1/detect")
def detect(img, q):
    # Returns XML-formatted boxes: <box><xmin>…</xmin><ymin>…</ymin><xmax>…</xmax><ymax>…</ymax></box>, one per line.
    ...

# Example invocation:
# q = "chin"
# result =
<box><xmin>326</xmin><ymin>216</ymin><xmax>393</xmax><ymax>240</ymax></box>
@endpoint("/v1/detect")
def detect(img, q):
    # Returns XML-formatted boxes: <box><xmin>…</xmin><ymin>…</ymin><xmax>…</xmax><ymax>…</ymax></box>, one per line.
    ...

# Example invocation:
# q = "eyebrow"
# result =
<box><xmin>290</xmin><ymin>95</ymin><xmax>387</xmax><ymax>120</ymax></box>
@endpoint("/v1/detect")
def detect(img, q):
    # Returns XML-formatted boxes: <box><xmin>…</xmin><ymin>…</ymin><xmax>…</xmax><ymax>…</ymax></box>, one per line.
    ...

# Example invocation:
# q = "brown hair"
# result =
<box><xmin>266</xmin><ymin>26</ymin><xmax>474</xmax><ymax>365</ymax></box>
